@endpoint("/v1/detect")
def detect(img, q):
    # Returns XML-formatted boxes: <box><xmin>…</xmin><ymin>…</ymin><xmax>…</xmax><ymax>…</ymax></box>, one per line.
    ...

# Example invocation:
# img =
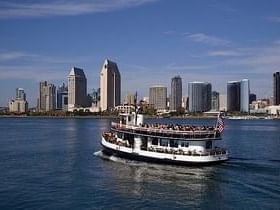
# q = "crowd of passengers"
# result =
<box><xmin>139</xmin><ymin>123</ymin><xmax>216</xmax><ymax>132</ymax></box>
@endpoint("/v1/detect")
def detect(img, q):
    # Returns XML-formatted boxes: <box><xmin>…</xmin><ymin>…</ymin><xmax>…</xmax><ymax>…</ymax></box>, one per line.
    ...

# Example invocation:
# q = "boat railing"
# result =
<box><xmin>147</xmin><ymin>146</ymin><xmax>227</xmax><ymax>156</ymax></box>
<box><xmin>102</xmin><ymin>132</ymin><xmax>132</xmax><ymax>148</ymax></box>
<box><xmin>111</xmin><ymin>122</ymin><xmax>219</xmax><ymax>138</ymax></box>
<box><xmin>103</xmin><ymin>132</ymin><xmax>227</xmax><ymax>157</ymax></box>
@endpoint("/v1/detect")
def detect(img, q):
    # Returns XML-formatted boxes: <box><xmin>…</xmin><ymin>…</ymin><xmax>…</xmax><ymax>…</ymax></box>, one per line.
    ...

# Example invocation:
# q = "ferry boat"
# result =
<box><xmin>101</xmin><ymin>112</ymin><xmax>228</xmax><ymax>165</ymax></box>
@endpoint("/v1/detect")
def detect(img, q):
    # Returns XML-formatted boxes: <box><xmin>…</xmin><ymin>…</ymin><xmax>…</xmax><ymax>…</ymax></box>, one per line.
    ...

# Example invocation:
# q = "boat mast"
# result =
<box><xmin>134</xmin><ymin>92</ymin><xmax>138</xmax><ymax>125</ymax></box>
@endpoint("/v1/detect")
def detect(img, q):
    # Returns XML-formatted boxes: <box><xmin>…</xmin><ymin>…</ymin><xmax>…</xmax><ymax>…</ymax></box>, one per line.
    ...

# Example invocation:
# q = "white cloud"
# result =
<box><xmin>0</xmin><ymin>0</ymin><xmax>157</xmax><ymax>18</ymax></box>
<box><xmin>207</xmin><ymin>50</ymin><xmax>243</xmax><ymax>57</ymax></box>
<box><xmin>162</xmin><ymin>30</ymin><xmax>177</xmax><ymax>35</ymax></box>
<box><xmin>266</xmin><ymin>16</ymin><xmax>280</xmax><ymax>23</ymax></box>
<box><xmin>184</xmin><ymin>33</ymin><xmax>231</xmax><ymax>46</ymax></box>
<box><xmin>0</xmin><ymin>51</ymin><xmax>37</xmax><ymax>61</ymax></box>
<box><xmin>222</xmin><ymin>45</ymin><xmax>280</xmax><ymax>70</ymax></box>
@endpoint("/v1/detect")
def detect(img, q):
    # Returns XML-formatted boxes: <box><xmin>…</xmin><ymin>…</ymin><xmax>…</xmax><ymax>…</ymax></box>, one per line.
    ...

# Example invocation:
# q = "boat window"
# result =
<box><xmin>160</xmin><ymin>139</ymin><xmax>168</xmax><ymax>147</ymax></box>
<box><xmin>170</xmin><ymin>140</ymin><xmax>178</xmax><ymax>148</ymax></box>
<box><xmin>124</xmin><ymin>133</ymin><xmax>128</xmax><ymax>140</ymax></box>
<box><xmin>206</xmin><ymin>141</ymin><xmax>212</xmax><ymax>149</ymax></box>
<box><xmin>181</xmin><ymin>141</ymin><xmax>189</xmax><ymax>147</ymax></box>
<box><xmin>117</xmin><ymin>132</ymin><xmax>123</xmax><ymax>139</ymax></box>
<box><xmin>151</xmin><ymin>138</ymin><xmax>158</xmax><ymax>145</ymax></box>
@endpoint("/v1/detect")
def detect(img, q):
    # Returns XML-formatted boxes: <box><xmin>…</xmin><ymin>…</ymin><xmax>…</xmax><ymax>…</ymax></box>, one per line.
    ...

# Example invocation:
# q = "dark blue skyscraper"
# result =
<box><xmin>188</xmin><ymin>82</ymin><xmax>212</xmax><ymax>113</ymax></box>
<box><xmin>170</xmin><ymin>76</ymin><xmax>182</xmax><ymax>112</ymax></box>
<box><xmin>57</xmin><ymin>83</ymin><xmax>68</xmax><ymax>110</ymax></box>
<box><xmin>227</xmin><ymin>81</ymin><xmax>240</xmax><ymax>112</ymax></box>
<box><xmin>273</xmin><ymin>72</ymin><xmax>280</xmax><ymax>105</ymax></box>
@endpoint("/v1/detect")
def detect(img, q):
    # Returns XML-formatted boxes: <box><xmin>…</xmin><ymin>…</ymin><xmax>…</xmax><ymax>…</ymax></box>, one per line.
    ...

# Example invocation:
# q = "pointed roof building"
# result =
<box><xmin>100</xmin><ymin>59</ymin><xmax>121</xmax><ymax>111</ymax></box>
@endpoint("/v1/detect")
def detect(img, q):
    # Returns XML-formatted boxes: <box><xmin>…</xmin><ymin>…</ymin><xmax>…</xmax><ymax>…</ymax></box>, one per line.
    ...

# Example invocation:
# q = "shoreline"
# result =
<box><xmin>0</xmin><ymin>115</ymin><xmax>279</xmax><ymax>120</ymax></box>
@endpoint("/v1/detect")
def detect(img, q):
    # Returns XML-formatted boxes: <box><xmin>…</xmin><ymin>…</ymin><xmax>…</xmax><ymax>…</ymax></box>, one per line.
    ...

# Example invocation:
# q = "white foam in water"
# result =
<box><xmin>94</xmin><ymin>150</ymin><xmax>128</xmax><ymax>163</ymax></box>
<box><xmin>93</xmin><ymin>150</ymin><xmax>103</xmax><ymax>157</ymax></box>
<box><xmin>108</xmin><ymin>155</ymin><xmax>128</xmax><ymax>164</ymax></box>
<box><xmin>94</xmin><ymin>150</ymin><xmax>148</xmax><ymax>166</ymax></box>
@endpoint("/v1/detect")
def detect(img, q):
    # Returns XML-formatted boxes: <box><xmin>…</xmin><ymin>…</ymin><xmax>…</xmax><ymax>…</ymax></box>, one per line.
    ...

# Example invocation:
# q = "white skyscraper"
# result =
<box><xmin>68</xmin><ymin>67</ymin><xmax>87</xmax><ymax>110</ymax></box>
<box><xmin>9</xmin><ymin>88</ymin><xmax>28</xmax><ymax>113</ymax></box>
<box><xmin>240</xmin><ymin>79</ymin><xmax>250</xmax><ymax>113</ymax></box>
<box><xmin>100</xmin><ymin>59</ymin><xmax>121</xmax><ymax>111</ymax></box>
<box><xmin>149</xmin><ymin>86</ymin><xmax>167</xmax><ymax>111</ymax></box>
<box><xmin>39</xmin><ymin>81</ymin><xmax>56</xmax><ymax>112</ymax></box>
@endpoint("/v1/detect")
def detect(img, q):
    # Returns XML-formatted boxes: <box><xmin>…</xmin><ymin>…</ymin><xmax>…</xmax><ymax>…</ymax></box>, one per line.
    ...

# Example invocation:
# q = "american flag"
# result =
<box><xmin>217</xmin><ymin>113</ymin><xmax>225</xmax><ymax>133</ymax></box>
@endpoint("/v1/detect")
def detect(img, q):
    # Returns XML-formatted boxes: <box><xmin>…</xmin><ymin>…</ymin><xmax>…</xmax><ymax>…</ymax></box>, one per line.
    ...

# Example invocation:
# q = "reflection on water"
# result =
<box><xmin>0</xmin><ymin>118</ymin><xmax>279</xmax><ymax>209</ymax></box>
<box><xmin>239</xmin><ymin>125</ymin><xmax>278</xmax><ymax>131</ymax></box>
<box><xmin>95</xmin><ymin>151</ymin><xmax>222</xmax><ymax>208</ymax></box>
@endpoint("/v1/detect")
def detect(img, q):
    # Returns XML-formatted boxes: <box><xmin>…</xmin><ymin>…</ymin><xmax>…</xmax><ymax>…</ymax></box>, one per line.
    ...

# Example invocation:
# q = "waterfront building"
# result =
<box><xmin>240</xmin><ymin>79</ymin><xmax>250</xmax><ymax>113</ymax></box>
<box><xmin>9</xmin><ymin>88</ymin><xmax>28</xmax><ymax>113</ymax></box>
<box><xmin>100</xmin><ymin>59</ymin><xmax>121</xmax><ymax>111</ymax></box>
<box><xmin>227</xmin><ymin>81</ymin><xmax>240</xmax><ymax>112</ymax></box>
<box><xmin>89</xmin><ymin>88</ymin><xmax>100</xmax><ymax>108</ymax></box>
<box><xmin>219</xmin><ymin>94</ymin><xmax>227</xmax><ymax>111</ymax></box>
<box><xmin>126</xmin><ymin>94</ymin><xmax>136</xmax><ymax>105</ymax></box>
<box><xmin>57</xmin><ymin>83</ymin><xmax>68</xmax><ymax>111</ymax></box>
<box><xmin>211</xmin><ymin>91</ymin><xmax>220</xmax><ymax>111</ymax></box>
<box><xmin>182</xmin><ymin>96</ymin><xmax>188</xmax><ymax>110</ymax></box>
<box><xmin>149</xmin><ymin>85</ymin><xmax>167</xmax><ymax>111</ymax></box>
<box><xmin>188</xmin><ymin>82</ymin><xmax>212</xmax><ymax>113</ymax></box>
<box><xmin>16</xmin><ymin>88</ymin><xmax>26</xmax><ymax>100</ymax></box>
<box><xmin>39</xmin><ymin>81</ymin><xmax>56</xmax><ymax>112</ymax></box>
<box><xmin>249</xmin><ymin>93</ymin><xmax>257</xmax><ymax>104</ymax></box>
<box><xmin>68</xmin><ymin>67</ymin><xmax>87</xmax><ymax>110</ymax></box>
<box><xmin>9</xmin><ymin>100</ymin><xmax>28</xmax><ymax>113</ymax></box>
<box><xmin>227</xmin><ymin>79</ymin><xmax>250</xmax><ymax>113</ymax></box>
<box><xmin>170</xmin><ymin>76</ymin><xmax>182</xmax><ymax>112</ymax></box>
<box><xmin>273</xmin><ymin>72</ymin><xmax>280</xmax><ymax>105</ymax></box>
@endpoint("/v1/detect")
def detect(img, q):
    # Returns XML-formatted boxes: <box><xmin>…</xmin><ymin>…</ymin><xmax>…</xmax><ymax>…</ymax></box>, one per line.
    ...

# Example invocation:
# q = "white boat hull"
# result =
<box><xmin>101</xmin><ymin>137</ymin><xmax>228</xmax><ymax>165</ymax></box>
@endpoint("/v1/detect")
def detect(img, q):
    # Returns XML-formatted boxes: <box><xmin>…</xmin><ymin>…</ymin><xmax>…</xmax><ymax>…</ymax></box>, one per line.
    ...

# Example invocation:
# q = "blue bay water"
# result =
<box><xmin>0</xmin><ymin>118</ymin><xmax>279</xmax><ymax>209</ymax></box>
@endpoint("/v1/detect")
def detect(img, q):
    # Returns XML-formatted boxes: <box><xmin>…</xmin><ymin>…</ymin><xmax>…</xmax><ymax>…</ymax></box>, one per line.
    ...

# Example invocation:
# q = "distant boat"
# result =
<box><xmin>101</xmin><ymin>111</ymin><xmax>228</xmax><ymax>165</ymax></box>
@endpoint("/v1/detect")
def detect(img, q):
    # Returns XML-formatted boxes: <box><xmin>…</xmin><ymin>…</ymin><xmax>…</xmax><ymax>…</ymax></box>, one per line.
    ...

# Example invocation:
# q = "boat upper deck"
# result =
<box><xmin>111</xmin><ymin>122</ymin><xmax>222</xmax><ymax>140</ymax></box>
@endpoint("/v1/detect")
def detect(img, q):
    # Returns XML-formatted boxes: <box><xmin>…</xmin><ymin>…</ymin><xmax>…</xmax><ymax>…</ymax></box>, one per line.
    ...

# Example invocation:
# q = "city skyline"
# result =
<box><xmin>1</xmin><ymin>0</ymin><xmax>280</xmax><ymax>106</ymax></box>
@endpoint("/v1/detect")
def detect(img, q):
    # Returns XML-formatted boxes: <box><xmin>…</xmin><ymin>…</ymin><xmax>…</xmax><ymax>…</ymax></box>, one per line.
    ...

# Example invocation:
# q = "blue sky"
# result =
<box><xmin>0</xmin><ymin>0</ymin><xmax>280</xmax><ymax>106</ymax></box>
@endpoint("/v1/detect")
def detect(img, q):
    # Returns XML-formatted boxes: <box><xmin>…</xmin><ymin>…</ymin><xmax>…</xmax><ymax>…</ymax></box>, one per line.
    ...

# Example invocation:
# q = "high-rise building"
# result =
<box><xmin>273</xmin><ymin>72</ymin><xmax>280</xmax><ymax>105</ymax></box>
<box><xmin>9</xmin><ymin>88</ymin><xmax>28</xmax><ymax>113</ymax></box>
<box><xmin>68</xmin><ymin>67</ymin><xmax>87</xmax><ymax>109</ymax></box>
<box><xmin>89</xmin><ymin>88</ymin><xmax>100</xmax><ymax>107</ymax></box>
<box><xmin>57</xmin><ymin>83</ymin><xmax>68</xmax><ymax>111</ymax></box>
<box><xmin>227</xmin><ymin>79</ymin><xmax>250</xmax><ymax>113</ymax></box>
<box><xmin>249</xmin><ymin>93</ymin><xmax>257</xmax><ymax>104</ymax></box>
<box><xmin>170</xmin><ymin>76</ymin><xmax>182</xmax><ymax>112</ymax></box>
<box><xmin>16</xmin><ymin>88</ymin><xmax>26</xmax><ymax>100</ymax></box>
<box><xmin>227</xmin><ymin>81</ymin><xmax>240</xmax><ymax>112</ymax></box>
<box><xmin>240</xmin><ymin>79</ymin><xmax>250</xmax><ymax>113</ymax></box>
<box><xmin>100</xmin><ymin>59</ymin><xmax>121</xmax><ymax>111</ymax></box>
<box><xmin>39</xmin><ymin>81</ymin><xmax>56</xmax><ymax>112</ymax></box>
<box><xmin>211</xmin><ymin>91</ymin><xmax>220</xmax><ymax>111</ymax></box>
<box><xmin>188</xmin><ymin>82</ymin><xmax>212</xmax><ymax>112</ymax></box>
<box><xmin>219</xmin><ymin>94</ymin><xmax>227</xmax><ymax>111</ymax></box>
<box><xmin>126</xmin><ymin>94</ymin><xmax>136</xmax><ymax>105</ymax></box>
<box><xmin>149</xmin><ymin>86</ymin><xmax>167</xmax><ymax>111</ymax></box>
<box><xmin>182</xmin><ymin>96</ymin><xmax>188</xmax><ymax>110</ymax></box>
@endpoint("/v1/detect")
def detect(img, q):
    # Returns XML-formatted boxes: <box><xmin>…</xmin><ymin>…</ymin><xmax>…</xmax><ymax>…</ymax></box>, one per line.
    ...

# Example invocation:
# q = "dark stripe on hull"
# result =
<box><xmin>101</xmin><ymin>145</ymin><xmax>227</xmax><ymax>166</ymax></box>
